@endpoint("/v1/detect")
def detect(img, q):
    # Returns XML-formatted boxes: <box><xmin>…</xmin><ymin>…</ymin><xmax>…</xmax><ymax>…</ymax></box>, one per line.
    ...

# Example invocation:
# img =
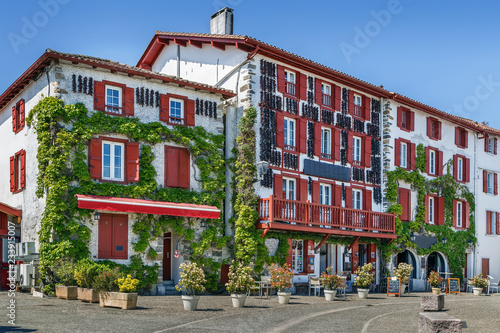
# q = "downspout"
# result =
<box><xmin>472</xmin><ymin>131</ymin><xmax>478</xmax><ymax>277</ymax></box>
<box><xmin>176</xmin><ymin>45</ymin><xmax>180</xmax><ymax>78</ymax></box>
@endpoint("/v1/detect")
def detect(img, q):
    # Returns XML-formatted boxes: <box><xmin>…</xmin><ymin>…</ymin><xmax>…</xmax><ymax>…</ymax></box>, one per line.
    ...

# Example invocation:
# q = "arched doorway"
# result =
<box><xmin>396</xmin><ymin>250</ymin><xmax>417</xmax><ymax>279</ymax></box>
<box><xmin>427</xmin><ymin>252</ymin><xmax>446</xmax><ymax>277</ymax></box>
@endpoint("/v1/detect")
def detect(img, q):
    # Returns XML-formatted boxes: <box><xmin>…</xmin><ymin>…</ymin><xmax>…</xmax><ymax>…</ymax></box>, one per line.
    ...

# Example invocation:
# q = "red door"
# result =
<box><xmin>482</xmin><ymin>258</ymin><xmax>489</xmax><ymax>277</ymax></box>
<box><xmin>163</xmin><ymin>233</ymin><xmax>171</xmax><ymax>281</ymax></box>
<box><xmin>98</xmin><ymin>214</ymin><xmax>128</xmax><ymax>260</ymax></box>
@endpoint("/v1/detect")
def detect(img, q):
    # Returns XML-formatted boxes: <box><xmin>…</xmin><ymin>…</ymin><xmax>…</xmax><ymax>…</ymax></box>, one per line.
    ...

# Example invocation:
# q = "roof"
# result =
<box><xmin>138</xmin><ymin>31</ymin><xmax>500</xmax><ymax>136</ymax></box>
<box><xmin>0</xmin><ymin>49</ymin><xmax>236</xmax><ymax>109</ymax></box>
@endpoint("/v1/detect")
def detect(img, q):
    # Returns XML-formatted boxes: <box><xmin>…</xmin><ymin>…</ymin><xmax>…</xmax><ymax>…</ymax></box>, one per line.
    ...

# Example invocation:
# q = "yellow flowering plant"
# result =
<box><xmin>116</xmin><ymin>274</ymin><xmax>140</xmax><ymax>293</ymax></box>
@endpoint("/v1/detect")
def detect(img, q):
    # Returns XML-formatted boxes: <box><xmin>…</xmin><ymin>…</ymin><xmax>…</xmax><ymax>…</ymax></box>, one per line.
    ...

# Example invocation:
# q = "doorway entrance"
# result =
<box><xmin>427</xmin><ymin>252</ymin><xmax>446</xmax><ymax>277</ymax></box>
<box><xmin>397</xmin><ymin>250</ymin><xmax>417</xmax><ymax>278</ymax></box>
<box><xmin>163</xmin><ymin>233</ymin><xmax>172</xmax><ymax>281</ymax></box>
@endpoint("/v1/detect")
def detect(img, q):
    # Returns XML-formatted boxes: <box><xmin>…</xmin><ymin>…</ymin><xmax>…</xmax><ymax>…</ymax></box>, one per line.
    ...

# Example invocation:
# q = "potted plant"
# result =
<box><xmin>54</xmin><ymin>260</ymin><xmax>78</xmax><ymax>300</ymax></box>
<box><xmin>320</xmin><ymin>266</ymin><xmax>345</xmax><ymax>301</ymax></box>
<box><xmin>175</xmin><ymin>262</ymin><xmax>206</xmax><ymax>311</ymax></box>
<box><xmin>393</xmin><ymin>263</ymin><xmax>413</xmax><ymax>295</ymax></box>
<box><xmin>74</xmin><ymin>259</ymin><xmax>103</xmax><ymax>303</ymax></box>
<box><xmin>269</xmin><ymin>263</ymin><xmax>294</xmax><ymax>304</ymax></box>
<box><xmin>427</xmin><ymin>271</ymin><xmax>443</xmax><ymax>295</ymax></box>
<box><xmin>94</xmin><ymin>267</ymin><xmax>139</xmax><ymax>310</ymax></box>
<box><xmin>225</xmin><ymin>260</ymin><xmax>256</xmax><ymax>308</ymax></box>
<box><xmin>354</xmin><ymin>263</ymin><xmax>374</xmax><ymax>299</ymax></box>
<box><xmin>471</xmin><ymin>273</ymin><xmax>488</xmax><ymax>296</ymax></box>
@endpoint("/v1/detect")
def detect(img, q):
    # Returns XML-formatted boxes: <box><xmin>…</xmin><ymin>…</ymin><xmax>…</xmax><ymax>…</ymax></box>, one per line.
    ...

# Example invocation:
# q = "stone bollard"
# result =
<box><xmin>421</xmin><ymin>295</ymin><xmax>444</xmax><ymax>311</ymax></box>
<box><xmin>157</xmin><ymin>284</ymin><xmax>166</xmax><ymax>296</ymax></box>
<box><xmin>419</xmin><ymin>312</ymin><xmax>462</xmax><ymax>333</ymax></box>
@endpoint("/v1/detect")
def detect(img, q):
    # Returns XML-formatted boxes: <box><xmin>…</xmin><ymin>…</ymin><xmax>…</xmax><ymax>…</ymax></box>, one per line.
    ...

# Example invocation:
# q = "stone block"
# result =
<box><xmin>150</xmin><ymin>285</ymin><xmax>157</xmax><ymax>296</ymax></box>
<box><xmin>157</xmin><ymin>285</ymin><xmax>166</xmax><ymax>296</ymax></box>
<box><xmin>421</xmin><ymin>294</ymin><xmax>444</xmax><ymax>311</ymax></box>
<box><xmin>419</xmin><ymin>312</ymin><xmax>462</xmax><ymax>333</ymax></box>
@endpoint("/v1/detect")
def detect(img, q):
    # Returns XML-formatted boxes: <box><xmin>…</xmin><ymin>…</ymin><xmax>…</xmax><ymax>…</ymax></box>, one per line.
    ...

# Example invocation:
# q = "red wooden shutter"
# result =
<box><xmin>426</xmin><ymin>118</ymin><xmax>431</xmax><ymax>137</ymax></box>
<box><xmin>437</xmin><ymin>122</ymin><xmax>442</xmax><ymax>140</ymax></box>
<box><xmin>312</xmin><ymin>182</ymin><xmax>320</xmax><ymax>203</ymax></box>
<box><xmin>465</xmin><ymin>202</ymin><xmax>470</xmax><ymax>229</ymax></box>
<box><xmin>19</xmin><ymin>99</ymin><xmax>25</xmax><ymax>129</ymax></box>
<box><xmin>437</xmin><ymin>150</ymin><xmax>444</xmax><ymax>176</ymax></box>
<box><xmin>178</xmin><ymin>148</ymin><xmax>190</xmax><ymax>189</ymax></box>
<box><xmin>452</xmin><ymin>200</ymin><xmax>457</xmax><ymax>227</ymax></box>
<box><xmin>345</xmin><ymin>187</ymin><xmax>352</xmax><ymax>208</ymax></box>
<box><xmin>276</xmin><ymin>112</ymin><xmax>284</xmax><ymax>148</ymax></box>
<box><xmin>364</xmin><ymin>190</ymin><xmax>372</xmax><ymax>211</ymax></box>
<box><xmin>398</xmin><ymin>189</ymin><xmax>409</xmax><ymax>221</ymax></box>
<box><xmin>363</xmin><ymin>95</ymin><xmax>371</xmax><ymax>121</ymax></box>
<box><xmin>12</xmin><ymin>106</ymin><xmax>17</xmax><ymax>132</ymax></box>
<box><xmin>286</xmin><ymin>239</ymin><xmax>293</xmax><ymax>267</ymax></box>
<box><xmin>89</xmin><ymin>138</ymin><xmax>102</xmax><ymax>179</ymax></box>
<box><xmin>159</xmin><ymin>94</ymin><xmax>169</xmax><ymax>122</ymax></box>
<box><xmin>185</xmin><ymin>99</ymin><xmax>195</xmax><ymax>127</ymax></box>
<box><xmin>437</xmin><ymin>197</ymin><xmax>445</xmax><ymax>225</ymax></box>
<box><xmin>465</xmin><ymin>158</ymin><xmax>470</xmax><ymax>182</ymax></box>
<box><xmin>111</xmin><ymin>215</ymin><xmax>128</xmax><ymax>259</ymax></box>
<box><xmin>486</xmin><ymin>211</ymin><xmax>492</xmax><ymax>234</ymax></box>
<box><xmin>10</xmin><ymin>156</ymin><xmax>15</xmax><ymax>192</ymax></box>
<box><xmin>484</xmin><ymin>134</ymin><xmax>489</xmax><ymax>152</ymax></box>
<box><xmin>300</xmin><ymin>179</ymin><xmax>308</xmax><ymax>202</ymax></box>
<box><xmin>496</xmin><ymin>213</ymin><xmax>500</xmax><ymax>235</ymax></box>
<box><xmin>453</xmin><ymin>155</ymin><xmax>458</xmax><ymax>179</ymax></box>
<box><xmin>277</xmin><ymin>65</ymin><xmax>285</xmax><ymax>94</ymax></box>
<box><xmin>410</xmin><ymin>143</ymin><xmax>416</xmax><ymax>170</ymax></box>
<box><xmin>126</xmin><ymin>142</ymin><xmax>140</xmax><ymax>183</ymax></box>
<box><xmin>94</xmin><ymin>81</ymin><xmax>105</xmax><ymax>111</ymax></box>
<box><xmin>464</xmin><ymin>130</ymin><xmax>468</xmax><ymax>148</ymax></box>
<box><xmin>98</xmin><ymin>215</ymin><xmax>112</xmax><ymax>259</ymax></box>
<box><xmin>347</xmin><ymin>132</ymin><xmax>353</xmax><ymax>164</ymax></box>
<box><xmin>395</xmin><ymin>138</ymin><xmax>400</xmax><ymax>167</ymax></box>
<box><xmin>334</xmin><ymin>128</ymin><xmax>341</xmax><ymax>161</ymax></box>
<box><xmin>495</xmin><ymin>173</ymin><xmax>498</xmax><ymax>195</ymax></box>
<box><xmin>165</xmin><ymin>147</ymin><xmax>179</xmax><ymax>187</ymax></box>
<box><xmin>314</xmin><ymin>123</ymin><xmax>321</xmax><ymax>157</ymax></box>
<box><xmin>334</xmin><ymin>85</ymin><xmax>341</xmax><ymax>111</ymax></box>
<box><xmin>424</xmin><ymin>195</ymin><xmax>429</xmax><ymax>224</ymax></box>
<box><xmin>123</xmin><ymin>87</ymin><xmax>135</xmax><ymax>116</ymax></box>
<box><xmin>495</xmin><ymin>138</ymin><xmax>498</xmax><ymax>155</ymax></box>
<box><xmin>397</xmin><ymin>107</ymin><xmax>403</xmax><ymax>129</ymax></box>
<box><xmin>348</xmin><ymin>90</ymin><xmax>354</xmax><ymax>115</ymax></box>
<box><xmin>425</xmin><ymin>147</ymin><xmax>430</xmax><ymax>173</ymax></box>
<box><xmin>334</xmin><ymin>185</ymin><xmax>342</xmax><ymax>206</ymax></box>
<box><xmin>20</xmin><ymin>150</ymin><xmax>25</xmax><ymax>189</ymax></box>
<box><xmin>298</xmin><ymin>73</ymin><xmax>307</xmax><ymax>99</ymax></box>
<box><xmin>483</xmin><ymin>170</ymin><xmax>488</xmax><ymax>193</ymax></box>
<box><xmin>315</xmin><ymin>78</ymin><xmax>322</xmax><ymax>105</ymax></box>
<box><xmin>364</xmin><ymin>137</ymin><xmax>371</xmax><ymax>168</ymax></box>
<box><xmin>454</xmin><ymin>127</ymin><xmax>459</xmax><ymax>146</ymax></box>
<box><xmin>273</xmin><ymin>174</ymin><xmax>283</xmax><ymax>199</ymax></box>
<box><xmin>299</xmin><ymin>119</ymin><xmax>308</xmax><ymax>154</ymax></box>
<box><xmin>409</xmin><ymin>111</ymin><xmax>415</xmax><ymax>131</ymax></box>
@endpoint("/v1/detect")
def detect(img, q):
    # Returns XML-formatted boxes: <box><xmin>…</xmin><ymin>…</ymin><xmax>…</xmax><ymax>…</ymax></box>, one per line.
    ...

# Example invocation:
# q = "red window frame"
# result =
<box><xmin>394</xmin><ymin>138</ymin><xmax>415</xmax><ymax>170</ymax></box>
<box><xmin>98</xmin><ymin>213</ymin><xmax>128</xmax><ymax>260</ymax></box>
<box><xmin>425</xmin><ymin>146</ymin><xmax>443</xmax><ymax>177</ymax></box>
<box><xmin>12</xmin><ymin>99</ymin><xmax>25</xmax><ymax>133</ymax></box>
<box><xmin>452</xmin><ymin>154</ymin><xmax>470</xmax><ymax>183</ymax></box>
<box><xmin>10</xmin><ymin>150</ymin><xmax>26</xmax><ymax>194</ymax></box>
<box><xmin>452</xmin><ymin>199</ymin><xmax>469</xmax><ymax>229</ymax></box>
<box><xmin>425</xmin><ymin>194</ymin><xmax>445</xmax><ymax>225</ymax></box>
<box><xmin>159</xmin><ymin>93</ymin><xmax>195</xmax><ymax>127</ymax></box>
<box><xmin>397</xmin><ymin>106</ymin><xmax>414</xmax><ymax>132</ymax></box>
<box><xmin>426</xmin><ymin>117</ymin><xmax>442</xmax><ymax>140</ymax></box>
<box><xmin>94</xmin><ymin>80</ymin><xmax>134</xmax><ymax>117</ymax></box>
<box><xmin>165</xmin><ymin>145</ymin><xmax>190</xmax><ymax>189</ymax></box>
<box><xmin>455</xmin><ymin>127</ymin><xmax>468</xmax><ymax>148</ymax></box>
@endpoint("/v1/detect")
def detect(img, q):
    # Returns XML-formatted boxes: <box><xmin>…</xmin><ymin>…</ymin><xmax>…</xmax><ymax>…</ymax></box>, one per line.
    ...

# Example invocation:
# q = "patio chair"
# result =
<box><xmin>466</xmin><ymin>279</ymin><xmax>474</xmax><ymax>293</ymax></box>
<box><xmin>308</xmin><ymin>276</ymin><xmax>323</xmax><ymax>297</ymax></box>
<box><xmin>487</xmin><ymin>275</ymin><xmax>495</xmax><ymax>294</ymax></box>
<box><xmin>258</xmin><ymin>275</ymin><xmax>271</xmax><ymax>298</ymax></box>
<box><xmin>490</xmin><ymin>280</ymin><xmax>499</xmax><ymax>294</ymax></box>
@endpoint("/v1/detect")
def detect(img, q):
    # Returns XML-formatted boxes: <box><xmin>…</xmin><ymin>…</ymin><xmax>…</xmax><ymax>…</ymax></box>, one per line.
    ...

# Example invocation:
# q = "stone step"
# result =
<box><xmin>163</xmin><ymin>280</ymin><xmax>174</xmax><ymax>286</ymax></box>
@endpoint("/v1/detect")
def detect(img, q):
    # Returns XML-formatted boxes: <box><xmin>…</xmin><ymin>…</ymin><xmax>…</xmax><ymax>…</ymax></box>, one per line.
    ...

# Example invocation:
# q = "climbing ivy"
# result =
<box><xmin>27</xmin><ymin>97</ymin><xmax>229</xmax><ymax>289</ymax></box>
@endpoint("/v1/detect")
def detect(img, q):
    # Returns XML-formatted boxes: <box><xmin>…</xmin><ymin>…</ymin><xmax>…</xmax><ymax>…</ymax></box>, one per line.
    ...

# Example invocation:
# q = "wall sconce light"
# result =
<box><xmin>442</xmin><ymin>237</ymin><xmax>447</xmax><ymax>245</ymax></box>
<box><xmin>256</xmin><ymin>161</ymin><xmax>270</xmax><ymax>181</ymax></box>
<box><xmin>93</xmin><ymin>211</ymin><xmax>100</xmax><ymax>221</ymax></box>
<box><xmin>200</xmin><ymin>219</ymin><xmax>206</xmax><ymax>228</ymax></box>
<box><xmin>468</xmin><ymin>240</ymin><xmax>473</xmax><ymax>248</ymax></box>
<box><xmin>410</xmin><ymin>232</ymin><xmax>416</xmax><ymax>242</ymax></box>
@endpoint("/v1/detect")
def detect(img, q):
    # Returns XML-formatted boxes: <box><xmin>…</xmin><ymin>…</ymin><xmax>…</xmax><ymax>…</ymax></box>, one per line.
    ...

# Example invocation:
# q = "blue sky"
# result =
<box><xmin>2</xmin><ymin>0</ymin><xmax>500</xmax><ymax>129</ymax></box>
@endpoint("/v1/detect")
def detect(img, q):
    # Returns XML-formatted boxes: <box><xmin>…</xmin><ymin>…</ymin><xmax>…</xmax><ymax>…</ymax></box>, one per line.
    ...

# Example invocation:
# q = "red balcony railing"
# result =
<box><xmin>322</xmin><ymin>94</ymin><xmax>332</xmax><ymax>107</ymax></box>
<box><xmin>258</xmin><ymin>195</ymin><xmax>396</xmax><ymax>238</ymax></box>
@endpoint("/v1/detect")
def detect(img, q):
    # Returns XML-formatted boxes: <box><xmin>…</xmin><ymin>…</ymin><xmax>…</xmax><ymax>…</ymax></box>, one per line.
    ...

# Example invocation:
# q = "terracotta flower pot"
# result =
<box><xmin>277</xmin><ymin>291</ymin><xmax>291</xmax><ymax>304</ymax></box>
<box><xmin>77</xmin><ymin>288</ymin><xmax>99</xmax><ymax>303</ymax></box>
<box><xmin>99</xmin><ymin>291</ymin><xmax>138</xmax><ymax>310</ymax></box>
<box><xmin>182</xmin><ymin>295</ymin><xmax>200</xmax><ymax>310</ymax></box>
<box><xmin>55</xmin><ymin>286</ymin><xmax>77</xmax><ymax>300</ymax></box>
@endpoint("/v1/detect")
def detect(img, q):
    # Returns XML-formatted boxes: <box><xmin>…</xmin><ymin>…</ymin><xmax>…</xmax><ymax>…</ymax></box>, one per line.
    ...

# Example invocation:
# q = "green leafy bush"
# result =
<box><xmin>74</xmin><ymin>258</ymin><xmax>105</xmax><ymax>288</ymax></box>
<box><xmin>54</xmin><ymin>260</ymin><xmax>77</xmax><ymax>286</ymax></box>
<box><xmin>92</xmin><ymin>267</ymin><xmax>123</xmax><ymax>292</ymax></box>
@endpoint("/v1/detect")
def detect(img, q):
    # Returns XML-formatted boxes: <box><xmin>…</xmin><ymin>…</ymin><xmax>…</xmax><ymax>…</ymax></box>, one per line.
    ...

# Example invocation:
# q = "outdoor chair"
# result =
<box><xmin>258</xmin><ymin>275</ymin><xmax>271</xmax><ymax>298</ymax></box>
<box><xmin>490</xmin><ymin>280</ymin><xmax>499</xmax><ymax>294</ymax></box>
<box><xmin>466</xmin><ymin>279</ymin><xmax>474</xmax><ymax>293</ymax></box>
<box><xmin>308</xmin><ymin>275</ymin><xmax>323</xmax><ymax>297</ymax></box>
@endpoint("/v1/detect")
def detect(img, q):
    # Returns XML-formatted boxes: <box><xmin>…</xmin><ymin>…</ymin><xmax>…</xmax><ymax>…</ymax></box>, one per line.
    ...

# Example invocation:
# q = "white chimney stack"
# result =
<box><xmin>210</xmin><ymin>7</ymin><xmax>234</xmax><ymax>35</ymax></box>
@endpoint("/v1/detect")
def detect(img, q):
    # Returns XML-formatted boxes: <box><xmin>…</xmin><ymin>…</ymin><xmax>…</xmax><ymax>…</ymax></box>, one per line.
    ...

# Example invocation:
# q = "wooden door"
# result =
<box><xmin>163</xmin><ymin>233</ymin><xmax>171</xmax><ymax>281</ymax></box>
<box><xmin>482</xmin><ymin>258</ymin><xmax>489</xmax><ymax>277</ymax></box>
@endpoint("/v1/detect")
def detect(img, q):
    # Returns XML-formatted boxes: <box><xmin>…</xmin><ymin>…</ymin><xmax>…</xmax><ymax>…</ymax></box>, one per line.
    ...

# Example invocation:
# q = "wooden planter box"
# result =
<box><xmin>99</xmin><ymin>292</ymin><xmax>138</xmax><ymax>310</ymax></box>
<box><xmin>55</xmin><ymin>286</ymin><xmax>77</xmax><ymax>300</ymax></box>
<box><xmin>78</xmin><ymin>288</ymin><xmax>99</xmax><ymax>303</ymax></box>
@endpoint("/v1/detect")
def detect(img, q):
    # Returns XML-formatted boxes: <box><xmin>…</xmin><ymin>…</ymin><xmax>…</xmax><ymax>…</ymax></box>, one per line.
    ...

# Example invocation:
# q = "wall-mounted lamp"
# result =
<box><xmin>410</xmin><ymin>232</ymin><xmax>416</xmax><ymax>242</ymax></box>
<box><xmin>93</xmin><ymin>211</ymin><xmax>100</xmax><ymax>221</ymax></box>
<box><xmin>441</xmin><ymin>237</ymin><xmax>447</xmax><ymax>245</ymax></box>
<box><xmin>468</xmin><ymin>240</ymin><xmax>474</xmax><ymax>248</ymax></box>
<box><xmin>256</xmin><ymin>161</ymin><xmax>270</xmax><ymax>181</ymax></box>
<box><xmin>200</xmin><ymin>219</ymin><xmax>206</xmax><ymax>228</ymax></box>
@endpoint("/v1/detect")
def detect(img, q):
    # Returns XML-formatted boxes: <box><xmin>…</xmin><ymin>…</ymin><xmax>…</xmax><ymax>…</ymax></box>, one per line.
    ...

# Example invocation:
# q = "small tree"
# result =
<box><xmin>354</xmin><ymin>263</ymin><xmax>374</xmax><ymax>289</ymax></box>
<box><xmin>225</xmin><ymin>260</ymin><xmax>256</xmax><ymax>294</ymax></box>
<box><xmin>270</xmin><ymin>263</ymin><xmax>294</xmax><ymax>292</ymax></box>
<box><xmin>176</xmin><ymin>262</ymin><xmax>206</xmax><ymax>296</ymax></box>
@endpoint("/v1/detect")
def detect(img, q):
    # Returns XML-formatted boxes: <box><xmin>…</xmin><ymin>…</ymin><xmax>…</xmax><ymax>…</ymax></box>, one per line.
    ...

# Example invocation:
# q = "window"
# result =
<box><xmin>102</xmin><ymin>141</ymin><xmax>124</xmax><ymax>181</ymax></box>
<box><xmin>487</xmin><ymin>172</ymin><xmax>494</xmax><ymax>194</ymax></box>
<box><xmin>485</xmin><ymin>135</ymin><xmax>497</xmax><ymax>154</ymax></box>
<box><xmin>284</xmin><ymin>118</ymin><xmax>296</xmax><ymax>151</ymax></box>
<box><xmin>321</xmin><ymin>83</ymin><xmax>332</xmax><ymax>106</ymax></box>
<box><xmin>321</xmin><ymin>128</ymin><xmax>331</xmax><ymax>159</ymax></box>
<box><xmin>457</xmin><ymin>157</ymin><xmax>463</xmax><ymax>181</ymax></box>
<box><xmin>98</xmin><ymin>213</ymin><xmax>128</xmax><ymax>259</ymax></box>
<box><xmin>285</xmin><ymin>70</ymin><xmax>296</xmax><ymax>95</ymax></box>
<box><xmin>282</xmin><ymin>177</ymin><xmax>296</xmax><ymax>200</ymax></box>
<box><xmin>429</xmin><ymin>150</ymin><xmax>436</xmax><ymax>175</ymax></box>
<box><xmin>320</xmin><ymin>184</ymin><xmax>331</xmax><ymax>205</ymax></box>
<box><xmin>429</xmin><ymin>197</ymin><xmax>435</xmax><ymax>224</ymax></box>
<box><xmin>487</xmin><ymin>212</ymin><xmax>500</xmax><ymax>235</ymax></box>
<box><xmin>165</xmin><ymin>146</ymin><xmax>190</xmax><ymax>189</ymax></box>
<box><xmin>457</xmin><ymin>201</ymin><xmax>463</xmax><ymax>228</ymax></box>
<box><xmin>455</xmin><ymin>127</ymin><xmax>468</xmax><ymax>148</ymax></box>
<box><xmin>353</xmin><ymin>95</ymin><xmax>362</xmax><ymax>117</ymax></box>
<box><xmin>353</xmin><ymin>136</ymin><xmax>362</xmax><ymax>165</ymax></box>
<box><xmin>398</xmin><ymin>188</ymin><xmax>411</xmax><ymax>221</ymax></box>
<box><xmin>352</xmin><ymin>189</ymin><xmax>362</xmax><ymax>210</ymax></box>
<box><xmin>291</xmin><ymin>240</ymin><xmax>303</xmax><ymax>273</ymax></box>
<box><xmin>169</xmin><ymin>98</ymin><xmax>184</xmax><ymax>125</ymax></box>
<box><xmin>10</xmin><ymin>150</ymin><xmax>25</xmax><ymax>193</ymax></box>
<box><xmin>105</xmin><ymin>86</ymin><xmax>122</xmax><ymax>114</ymax></box>
<box><xmin>488</xmin><ymin>138</ymin><xmax>494</xmax><ymax>154</ymax></box>
<box><xmin>12</xmin><ymin>99</ymin><xmax>25</xmax><ymax>133</ymax></box>
<box><xmin>400</xmin><ymin>142</ymin><xmax>408</xmax><ymax>168</ymax></box>
<box><xmin>427</xmin><ymin>117</ymin><xmax>441</xmax><ymax>140</ymax></box>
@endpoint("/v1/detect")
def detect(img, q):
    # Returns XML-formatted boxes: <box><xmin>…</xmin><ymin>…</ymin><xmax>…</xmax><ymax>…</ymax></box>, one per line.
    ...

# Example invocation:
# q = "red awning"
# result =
<box><xmin>0</xmin><ymin>201</ymin><xmax>22</xmax><ymax>218</ymax></box>
<box><xmin>76</xmin><ymin>194</ymin><xmax>220</xmax><ymax>219</ymax></box>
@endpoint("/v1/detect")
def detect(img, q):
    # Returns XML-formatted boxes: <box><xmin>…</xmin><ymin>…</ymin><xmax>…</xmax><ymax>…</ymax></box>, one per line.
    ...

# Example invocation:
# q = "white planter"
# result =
<box><xmin>182</xmin><ymin>295</ymin><xmax>200</xmax><ymax>311</ymax></box>
<box><xmin>277</xmin><ymin>291</ymin><xmax>291</xmax><ymax>304</ymax></box>
<box><xmin>400</xmin><ymin>284</ymin><xmax>407</xmax><ymax>296</ymax></box>
<box><xmin>324</xmin><ymin>289</ymin><xmax>336</xmax><ymax>301</ymax></box>
<box><xmin>431</xmin><ymin>287</ymin><xmax>441</xmax><ymax>295</ymax></box>
<box><xmin>230</xmin><ymin>294</ymin><xmax>247</xmax><ymax>308</ymax></box>
<box><xmin>357</xmin><ymin>288</ymin><xmax>369</xmax><ymax>299</ymax></box>
<box><xmin>473</xmin><ymin>287</ymin><xmax>483</xmax><ymax>296</ymax></box>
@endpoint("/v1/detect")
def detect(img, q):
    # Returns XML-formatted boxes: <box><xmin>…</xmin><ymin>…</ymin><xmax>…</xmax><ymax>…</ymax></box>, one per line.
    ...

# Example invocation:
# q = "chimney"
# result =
<box><xmin>210</xmin><ymin>7</ymin><xmax>233</xmax><ymax>35</ymax></box>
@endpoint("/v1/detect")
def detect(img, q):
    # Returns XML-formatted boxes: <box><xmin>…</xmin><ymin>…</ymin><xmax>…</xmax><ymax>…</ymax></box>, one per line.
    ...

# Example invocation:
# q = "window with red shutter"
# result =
<box><xmin>364</xmin><ymin>190</ymin><xmax>372</xmax><ymax>211</ymax></box>
<box><xmin>427</xmin><ymin>117</ymin><xmax>441</xmax><ymax>140</ymax></box>
<box><xmin>437</xmin><ymin>197</ymin><xmax>445</xmax><ymax>225</ymax></box>
<box><xmin>363</xmin><ymin>96</ymin><xmax>371</xmax><ymax>121</ymax></box>
<box><xmin>334</xmin><ymin>85</ymin><xmax>341</xmax><ymax>111</ymax></box>
<box><xmin>455</xmin><ymin>127</ymin><xmax>468</xmax><ymax>148</ymax></box>
<box><xmin>159</xmin><ymin>93</ymin><xmax>192</xmax><ymax>126</ymax></box>
<box><xmin>98</xmin><ymin>213</ymin><xmax>128</xmax><ymax>260</ymax></box>
<box><xmin>126</xmin><ymin>142</ymin><xmax>140</xmax><ymax>183</ymax></box>
<box><xmin>273</xmin><ymin>174</ymin><xmax>283</xmax><ymax>199</ymax></box>
<box><xmin>94</xmin><ymin>80</ymin><xmax>134</xmax><ymax>116</ymax></box>
<box><xmin>398</xmin><ymin>188</ymin><xmax>411</xmax><ymax>221</ymax></box>
<box><xmin>12</xmin><ymin>99</ymin><xmax>25</xmax><ymax>133</ymax></box>
<box><xmin>486</xmin><ymin>211</ymin><xmax>492</xmax><ymax>235</ymax></box>
<box><xmin>10</xmin><ymin>150</ymin><xmax>26</xmax><ymax>193</ymax></box>
<box><xmin>88</xmin><ymin>137</ymin><xmax>138</xmax><ymax>183</ymax></box>
<box><xmin>165</xmin><ymin>146</ymin><xmax>190</xmax><ymax>189</ymax></box>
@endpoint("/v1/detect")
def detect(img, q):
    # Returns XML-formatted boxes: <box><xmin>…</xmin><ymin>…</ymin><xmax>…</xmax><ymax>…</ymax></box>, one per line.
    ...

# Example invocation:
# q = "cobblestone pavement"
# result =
<box><xmin>1</xmin><ymin>291</ymin><xmax>499</xmax><ymax>332</ymax></box>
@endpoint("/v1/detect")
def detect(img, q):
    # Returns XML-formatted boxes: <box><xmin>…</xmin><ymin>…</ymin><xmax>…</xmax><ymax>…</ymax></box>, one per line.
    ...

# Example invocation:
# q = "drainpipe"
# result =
<box><xmin>472</xmin><ymin>131</ymin><xmax>478</xmax><ymax>278</ymax></box>
<box><xmin>176</xmin><ymin>45</ymin><xmax>181</xmax><ymax>78</ymax></box>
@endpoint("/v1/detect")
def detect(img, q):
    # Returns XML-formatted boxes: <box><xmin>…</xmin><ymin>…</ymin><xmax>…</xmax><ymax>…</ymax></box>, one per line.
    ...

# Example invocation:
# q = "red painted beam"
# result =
<box><xmin>256</xmin><ymin>223</ymin><xmax>396</xmax><ymax>239</ymax></box>
<box><xmin>314</xmin><ymin>234</ymin><xmax>330</xmax><ymax>252</ymax></box>
<box><xmin>189</xmin><ymin>40</ymin><xmax>203</xmax><ymax>48</ymax></box>
<box><xmin>0</xmin><ymin>201</ymin><xmax>22</xmax><ymax>218</ymax></box>
<box><xmin>348</xmin><ymin>236</ymin><xmax>360</xmax><ymax>251</ymax></box>
<box><xmin>174</xmin><ymin>39</ymin><xmax>187</xmax><ymax>47</ymax></box>
<box><xmin>211</xmin><ymin>41</ymin><xmax>226</xmax><ymax>50</ymax></box>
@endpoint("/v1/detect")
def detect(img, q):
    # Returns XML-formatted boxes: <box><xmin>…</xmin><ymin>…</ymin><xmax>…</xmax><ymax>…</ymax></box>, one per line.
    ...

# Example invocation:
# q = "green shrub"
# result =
<box><xmin>54</xmin><ymin>260</ymin><xmax>77</xmax><ymax>286</ymax></box>
<box><xmin>92</xmin><ymin>267</ymin><xmax>123</xmax><ymax>292</ymax></box>
<box><xmin>74</xmin><ymin>258</ymin><xmax>105</xmax><ymax>289</ymax></box>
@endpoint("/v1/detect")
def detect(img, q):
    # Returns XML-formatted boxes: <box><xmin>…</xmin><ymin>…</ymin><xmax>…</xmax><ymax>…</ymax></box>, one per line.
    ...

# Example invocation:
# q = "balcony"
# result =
<box><xmin>257</xmin><ymin>196</ymin><xmax>396</xmax><ymax>239</ymax></box>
